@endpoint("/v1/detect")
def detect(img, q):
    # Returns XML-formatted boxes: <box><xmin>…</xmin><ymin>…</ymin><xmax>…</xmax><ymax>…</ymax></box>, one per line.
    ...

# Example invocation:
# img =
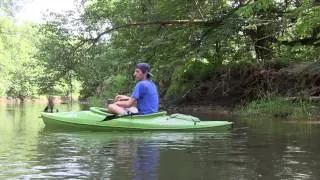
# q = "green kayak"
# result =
<box><xmin>41</xmin><ymin>107</ymin><xmax>232</xmax><ymax>131</ymax></box>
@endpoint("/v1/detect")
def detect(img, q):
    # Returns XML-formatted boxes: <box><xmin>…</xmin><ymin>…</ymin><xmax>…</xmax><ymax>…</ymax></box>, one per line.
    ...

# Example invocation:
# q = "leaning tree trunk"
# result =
<box><xmin>246</xmin><ymin>0</ymin><xmax>277</xmax><ymax>63</ymax></box>
<box><xmin>253</xmin><ymin>25</ymin><xmax>273</xmax><ymax>61</ymax></box>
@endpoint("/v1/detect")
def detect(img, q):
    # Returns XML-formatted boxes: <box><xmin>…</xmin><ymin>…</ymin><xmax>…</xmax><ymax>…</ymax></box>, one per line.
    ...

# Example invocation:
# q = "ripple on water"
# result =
<box><xmin>2</xmin><ymin>118</ymin><xmax>320</xmax><ymax>180</ymax></box>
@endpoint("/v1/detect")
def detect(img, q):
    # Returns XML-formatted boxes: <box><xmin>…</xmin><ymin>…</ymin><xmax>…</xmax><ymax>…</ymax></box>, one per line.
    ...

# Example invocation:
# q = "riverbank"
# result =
<box><xmin>169</xmin><ymin>61</ymin><xmax>320</xmax><ymax>105</ymax></box>
<box><xmin>161</xmin><ymin>61</ymin><xmax>320</xmax><ymax>120</ymax></box>
<box><xmin>2</xmin><ymin>94</ymin><xmax>319</xmax><ymax>121</ymax></box>
<box><xmin>3</xmin><ymin>61</ymin><xmax>320</xmax><ymax>120</ymax></box>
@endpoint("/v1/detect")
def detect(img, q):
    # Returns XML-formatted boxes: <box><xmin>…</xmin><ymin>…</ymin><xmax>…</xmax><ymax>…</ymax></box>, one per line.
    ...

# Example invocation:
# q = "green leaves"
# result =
<box><xmin>296</xmin><ymin>6</ymin><xmax>320</xmax><ymax>37</ymax></box>
<box><xmin>0</xmin><ymin>16</ymin><xmax>40</xmax><ymax>98</ymax></box>
<box><xmin>0</xmin><ymin>0</ymin><xmax>23</xmax><ymax>17</ymax></box>
<box><xmin>30</xmin><ymin>0</ymin><xmax>320</xmax><ymax>99</ymax></box>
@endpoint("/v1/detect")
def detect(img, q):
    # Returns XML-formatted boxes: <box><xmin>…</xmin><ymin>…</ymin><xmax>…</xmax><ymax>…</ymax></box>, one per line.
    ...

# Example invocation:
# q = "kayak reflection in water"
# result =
<box><xmin>108</xmin><ymin>63</ymin><xmax>159</xmax><ymax>115</ymax></box>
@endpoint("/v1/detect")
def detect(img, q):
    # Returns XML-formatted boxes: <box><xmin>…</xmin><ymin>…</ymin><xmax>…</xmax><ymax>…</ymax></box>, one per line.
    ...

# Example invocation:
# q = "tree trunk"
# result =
<box><xmin>254</xmin><ymin>25</ymin><xmax>273</xmax><ymax>61</ymax></box>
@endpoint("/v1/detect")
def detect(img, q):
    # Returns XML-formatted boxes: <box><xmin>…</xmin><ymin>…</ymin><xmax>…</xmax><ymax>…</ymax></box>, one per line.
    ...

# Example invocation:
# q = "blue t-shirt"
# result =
<box><xmin>131</xmin><ymin>80</ymin><xmax>159</xmax><ymax>114</ymax></box>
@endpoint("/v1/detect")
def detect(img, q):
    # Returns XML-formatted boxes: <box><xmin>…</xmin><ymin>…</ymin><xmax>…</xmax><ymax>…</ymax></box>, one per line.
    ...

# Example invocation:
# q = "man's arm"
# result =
<box><xmin>115</xmin><ymin>97</ymin><xmax>136</xmax><ymax>108</ymax></box>
<box><xmin>116</xmin><ymin>82</ymin><xmax>141</xmax><ymax>108</ymax></box>
<box><xmin>115</xmin><ymin>95</ymin><xmax>130</xmax><ymax>101</ymax></box>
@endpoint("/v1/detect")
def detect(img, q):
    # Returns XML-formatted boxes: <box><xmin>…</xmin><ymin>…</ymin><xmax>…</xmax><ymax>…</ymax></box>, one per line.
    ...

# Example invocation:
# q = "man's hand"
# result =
<box><xmin>115</xmin><ymin>95</ymin><xmax>130</xmax><ymax>102</ymax></box>
<box><xmin>115</xmin><ymin>97</ymin><xmax>136</xmax><ymax>108</ymax></box>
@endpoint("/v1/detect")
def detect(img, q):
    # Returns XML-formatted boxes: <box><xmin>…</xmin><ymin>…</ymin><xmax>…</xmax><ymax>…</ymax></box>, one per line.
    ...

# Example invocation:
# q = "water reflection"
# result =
<box><xmin>2</xmin><ymin>103</ymin><xmax>320</xmax><ymax>179</ymax></box>
<box><xmin>242</xmin><ymin>118</ymin><xmax>320</xmax><ymax>180</ymax></box>
<box><xmin>18</xmin><ymin>131</ymin><xmax>230</xmax><ymax>179</ymax></box>
<box><xmin>132</xmin><ymin>142</ymin><xmax>159</xmax><ymax>180</ymax></box>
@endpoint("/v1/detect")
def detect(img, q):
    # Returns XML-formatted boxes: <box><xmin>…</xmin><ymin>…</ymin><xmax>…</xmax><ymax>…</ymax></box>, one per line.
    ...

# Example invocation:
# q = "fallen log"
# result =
<box><xmin>283</xmin><ymin>96</ymin><xmax>320</xmax><ymax>101</ymax></box>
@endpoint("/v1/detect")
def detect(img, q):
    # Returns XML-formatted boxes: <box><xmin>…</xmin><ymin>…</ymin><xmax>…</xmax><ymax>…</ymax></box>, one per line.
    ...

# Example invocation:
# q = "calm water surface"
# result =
<box><xmin>1</xmin><ymin>103</ymin><xmax>320</xmax><ymax>179</ymax></box>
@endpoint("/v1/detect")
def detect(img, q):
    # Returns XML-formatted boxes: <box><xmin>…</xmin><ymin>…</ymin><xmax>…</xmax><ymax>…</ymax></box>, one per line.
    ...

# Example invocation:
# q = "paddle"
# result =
<box><xmin>101</xmin><ymin>98</ymin><xmax>137</xmax><ymax>121</ymax></box>
<box><xmin>101</xmin><ymin>112</ymin><xmax>139</xmax><ymax>121</ymax></box>
<box><xmin>101</xmin><ymin>114</ymin><xmax>118</xmax><ymax>121</ymax></box>
<box><xmin>105</xmin><ymin>98</ymin><xmax>129</xmax><ymax>104</ymax></box>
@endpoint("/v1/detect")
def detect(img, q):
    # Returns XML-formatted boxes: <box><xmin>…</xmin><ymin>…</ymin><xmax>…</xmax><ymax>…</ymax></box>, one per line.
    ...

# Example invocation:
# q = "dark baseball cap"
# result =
<box><xmin>136</xmin><ymin>63</ymin><xmax>153</xmax><ymax>78</ymax></box>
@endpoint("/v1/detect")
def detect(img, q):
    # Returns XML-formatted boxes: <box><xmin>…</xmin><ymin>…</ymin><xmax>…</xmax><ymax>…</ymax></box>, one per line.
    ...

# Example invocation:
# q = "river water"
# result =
<box><xmin>1</xmin><ymin>103</ymin><xmax>320</xmax><ymax>179</ymax></box>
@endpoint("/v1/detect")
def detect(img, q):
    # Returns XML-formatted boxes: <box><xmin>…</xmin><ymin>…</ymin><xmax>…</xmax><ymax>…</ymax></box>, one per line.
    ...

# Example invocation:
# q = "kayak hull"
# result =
<box><xmin>41</xmin><ymin>107</ymin><xmax>232</xmax><ymax>131</ymax></box>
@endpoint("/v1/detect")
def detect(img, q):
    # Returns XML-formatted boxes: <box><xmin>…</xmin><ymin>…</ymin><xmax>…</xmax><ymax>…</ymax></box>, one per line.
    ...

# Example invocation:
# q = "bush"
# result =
<box><xmin>165</xmin><ymin>59</ymin><xmax>218</xmax><ymax>100</ymax></box>
<box><xmin>101</xmin><ymin>74</ymin><xmax>134</xmax><ymax>98</ymax></box>
<box><xmin>236</xmin><ymin>94</ymin><xmax>315</xmax><ymax>119</ymax></box>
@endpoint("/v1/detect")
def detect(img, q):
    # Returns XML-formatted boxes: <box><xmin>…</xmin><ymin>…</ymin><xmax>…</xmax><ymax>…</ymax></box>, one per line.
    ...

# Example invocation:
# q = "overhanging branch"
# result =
<box><xmin>91</xmin><ymin>19</ymin><xmax>219</xmax><ymax>43</ymax></box>
<box><xmin>73</xmin><ymin>0</ymin><xmax>252</xmax><ymax>52</ymax></box>
<box><xmin>89</xmin><ymin>0</ymin><xmax>252</xmax><ymax>43</ymax></box>
<box><xmin>280</xmin><ymin>37</ymin><xmax>320</xmax><ymax>46</ymax></box>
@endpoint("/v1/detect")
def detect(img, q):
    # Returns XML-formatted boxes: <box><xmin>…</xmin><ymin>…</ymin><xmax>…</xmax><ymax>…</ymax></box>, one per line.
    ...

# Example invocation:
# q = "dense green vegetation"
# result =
<box><xmin>35</xmin><ymin>0</ymin><xmax>320</xmax><ymax>100</ymax></box>
<box><xmin>0</xmin><ymin>16</ymin><xmax>39</xmax><ymax>101</ymax></box>
<box><xmin>0</xmin><ymin>0</ymin><xmax>319</xmax><ymax>106</ymax></box>
<box><xmin>0</xmin><ymin>1</ymin><xmax>79</xmax><ymax>101</ymax></box>
<box><xmin>235</xmin><ymin>94</ymin><xmax>320</xmax><ymax>119</ymax></box>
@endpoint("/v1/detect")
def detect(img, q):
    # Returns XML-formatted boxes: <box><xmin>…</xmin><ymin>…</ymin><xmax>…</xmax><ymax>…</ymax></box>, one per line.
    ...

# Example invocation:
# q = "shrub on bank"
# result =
<box><xmin>235</xmin><ymin>94</ymin><xmax>318</xmax><ymax>119</ymax></box>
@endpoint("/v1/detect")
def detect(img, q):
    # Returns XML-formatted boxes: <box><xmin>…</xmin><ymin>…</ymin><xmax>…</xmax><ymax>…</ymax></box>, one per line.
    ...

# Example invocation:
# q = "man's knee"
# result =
<box><xmin>107</xmin><ymin>103</ymin><xmax>126</xmax><ymax>115</ymax></box>
<box><xmin>108</xmin><ymin>103</ymin><xmax>119</xmax><ymax>112</ymax></box>
<box><xmin>108</xmin><ymin>103</ymin><xmax>115</xmax><ymax>109</ymax></box>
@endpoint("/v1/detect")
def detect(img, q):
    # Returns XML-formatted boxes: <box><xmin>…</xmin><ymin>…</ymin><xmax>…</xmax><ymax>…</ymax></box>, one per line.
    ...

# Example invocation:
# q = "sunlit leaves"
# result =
<box><xmin>35</xmin><ymin>0</ymin><xmax>320</xmax><ymax>98</ymax></box>
<box><xmin>0</xmin><ymin>16</ymin><xmax>40</xmax><ymax>98</ymax></box>
<box><xmin>295</xmin><ymin>6</ymin><xmax>320</xmax><ymax>37</ymax></box>
<box><xmin>0</xmin><ymin>0</ymin><xmax>24</xmax><ymax>17</ymax></box>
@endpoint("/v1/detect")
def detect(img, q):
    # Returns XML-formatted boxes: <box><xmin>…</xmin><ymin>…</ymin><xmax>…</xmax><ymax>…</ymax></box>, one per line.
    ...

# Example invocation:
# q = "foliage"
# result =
<box><xmin>0</xmin><ymin>1</ymin><xmax>84</xmax><ymax>100</ymax></box>
<box><xmin>33</xmin><ymin>0</ymin><xmax>319</xmax><ymax>101</ymax></box>
<box><xmin>1</xmin><ymin>0</ymin><xmax>320</xmax><ymax>103</ymax></box>
<box><xmin>0</xmin><ymin>0</ymin><xmax>24</xmax><ymax>17</ymax></box>
<box><xmin>236</xmin><ymin>93</ymin><xmax>316</xmax><ymax>120</ymax></box>
<box><xmin>36</xmin><ymin>0</ymin><xmax>250</xmax><ymax>98</ymax></box>
<box><xmin>0</xmin><ymin>16</ymin><xmax>42</xmax><ymax>100</ymax></box>
<box><xmin>101</xmin><ymin>74</ymin><xmax>134</xmax><ymax>98</ymax></box>
<box><xmin>165</xmin><ymin>59</ymin><xmax>220</xmax><ymax>99</ymax></box>
<box><xmin>6</xmin><ymin>62</ymin><xmax>40</xmax><ymax>100</ymax></box>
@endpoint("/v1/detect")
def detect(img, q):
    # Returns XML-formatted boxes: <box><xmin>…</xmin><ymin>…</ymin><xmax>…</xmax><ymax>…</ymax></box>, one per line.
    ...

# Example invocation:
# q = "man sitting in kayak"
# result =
<box><xmin>108</xmin><ymin>63</ymin><xmax>159</xmax><ymax>115</ymax></box>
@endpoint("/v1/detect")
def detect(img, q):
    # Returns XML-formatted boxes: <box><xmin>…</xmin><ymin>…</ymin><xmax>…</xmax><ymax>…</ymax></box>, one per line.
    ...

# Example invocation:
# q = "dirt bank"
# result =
<box><xmin>160</xmin><ymin>61</ymin><xmax>320</xmax><ymax>117</ymax></box>
<box><xmin>170</xmin><ymin>61</ymin><xmax>320</xmax><ymax>106</ymax></box>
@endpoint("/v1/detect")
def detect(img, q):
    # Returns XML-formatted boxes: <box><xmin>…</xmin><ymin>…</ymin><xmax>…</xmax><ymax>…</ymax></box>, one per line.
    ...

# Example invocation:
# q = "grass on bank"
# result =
<box><xmin>235</xmin><ymin>95</ymin><xmax>320</xmax><ymax>120</ymax></box>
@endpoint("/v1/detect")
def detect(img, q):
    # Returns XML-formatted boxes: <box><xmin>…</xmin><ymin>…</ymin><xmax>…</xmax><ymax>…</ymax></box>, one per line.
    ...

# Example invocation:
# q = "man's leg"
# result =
<box><xmin>126</xmin><ymin>107</ymin><xmax>138</xmax><ymax>114</ymax></box>
<box><xmin>107</xmin><ymin>103</ymin><xmax>127</xmax><ymax>115</ymax></box>
<box><xmin>108</xmin><ymin>104</ymin><xmax>139</xmax><ymax>115</ymax></box>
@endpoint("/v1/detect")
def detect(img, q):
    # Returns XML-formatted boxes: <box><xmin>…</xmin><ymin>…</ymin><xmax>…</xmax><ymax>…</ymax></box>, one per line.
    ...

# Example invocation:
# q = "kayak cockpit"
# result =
<box><xmin>89</xmin><ymin>106</ymin><xmax>168</xmax><ymax>119</ymax></box>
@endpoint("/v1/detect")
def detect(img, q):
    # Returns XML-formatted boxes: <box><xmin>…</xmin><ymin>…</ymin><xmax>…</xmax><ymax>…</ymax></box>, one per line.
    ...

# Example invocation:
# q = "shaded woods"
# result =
<box><xmin>1</xmin><ymin>0</ymin><xmax>319</xmax><ymax>108</ymax></box>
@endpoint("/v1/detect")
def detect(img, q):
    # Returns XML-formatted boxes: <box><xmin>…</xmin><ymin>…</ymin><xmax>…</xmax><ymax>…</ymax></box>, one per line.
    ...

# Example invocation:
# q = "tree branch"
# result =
<box><xmin>91</xmin><ymin>19</ymin><xmax>217</xmax><ymax>43</ymax></box>
<box><xmin>71</xmin><ymin>0</ymin><xmax>253</xmax><ymax>54</ymax></box>
<box><xmin>280</xmin><ymin>37</ymin><xmax>320</xmax><ymax>46</ymax></box>
<box><xmin>89</xmin><ymin>0</ymin><xmax>253</xmax><ymax>43</ymax></box>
